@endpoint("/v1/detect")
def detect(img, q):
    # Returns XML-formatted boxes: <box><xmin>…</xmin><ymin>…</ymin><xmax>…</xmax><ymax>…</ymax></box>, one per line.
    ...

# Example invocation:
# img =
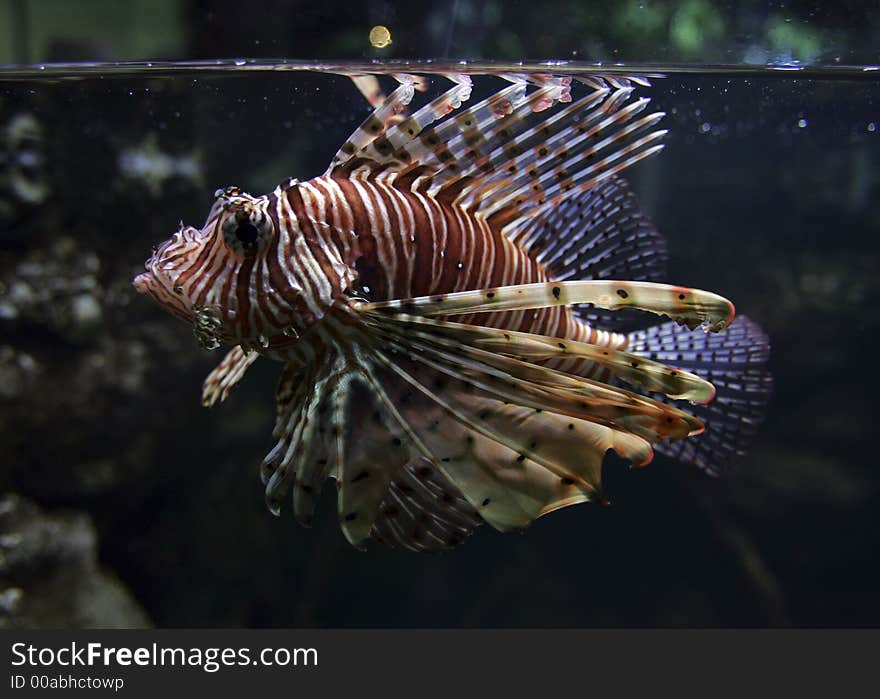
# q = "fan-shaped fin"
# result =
<box><xmin>261</xmin><ymin>361</ymin><xmax>327</xmax><ymax>521</ymax></box>
<box><xmin>364</xmin><ymin>313</ymin><xmax>701</xmax><ymax>440</ymax></box>
<box><xmin>364</xmin><ymin>348</ymin><xmax>652</xmax><ymax>532</ymax></box>
<box><xmin>370</xmin><ymin>459</ymin><xmax>482</xmax><ymax>552</ymax></box>
<box><xmin>363</xmin><ymin>311</ymin><xmax>714</xmax><ymax>403</ymax></box>
<box><xmin>628</xmin><ymin>315</ymin><xmax>773</xmax><ymax>475</ymax></box>
<box><xmin>333</xmin><ymin>369</ymin><xmax>416</xmax><ymax>546</ymax></box>
<box><xmin>258</xmin><ymin>302</ymin><xmax>703</xmax><ymax>548</ymax></box>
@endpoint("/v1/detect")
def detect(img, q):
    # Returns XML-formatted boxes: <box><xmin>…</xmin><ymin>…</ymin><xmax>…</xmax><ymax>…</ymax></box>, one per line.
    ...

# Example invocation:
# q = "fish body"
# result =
<box><xmin>139</xmin><ymin>174</ymin><xmax>618</xmax><ymax>363</ymax></box>
<box><xmin>134</xmin><ymin>74</ymin><xmax>771</xmax><ymax>551</ymax></box>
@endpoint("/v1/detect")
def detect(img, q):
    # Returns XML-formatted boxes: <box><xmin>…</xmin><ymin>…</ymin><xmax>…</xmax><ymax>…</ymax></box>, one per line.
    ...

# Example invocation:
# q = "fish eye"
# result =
<box><xmin>221</xmin><ymin>212</ymin><xmax>272</xmax><ymax>254</ymax></box>
<box><xmin>234</xmin><ymin>222</ymin><xmax>259</xmax><ymax>246</ymax></box>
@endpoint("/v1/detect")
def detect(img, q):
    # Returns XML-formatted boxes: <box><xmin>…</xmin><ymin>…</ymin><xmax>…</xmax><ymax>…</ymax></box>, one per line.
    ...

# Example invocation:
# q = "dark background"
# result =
<box><xmin>0</xmin><ymin>1</ymin><xmax>878</xmax><ymax>628</ymax></box>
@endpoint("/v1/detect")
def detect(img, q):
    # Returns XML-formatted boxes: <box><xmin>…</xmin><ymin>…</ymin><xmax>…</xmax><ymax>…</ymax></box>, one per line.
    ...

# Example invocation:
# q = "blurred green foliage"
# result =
<box><xmin>766</xmin><ymin>15</ymin><xmax>822</xmax><ymax>62</ymax></box>
<box><xmin>0</xmin><ymin>0</ymin><xmax>186</xmax><ymax>63</ymax></box>
<box><xmin>669</xmin><ymin>0</ymin><xmax>725</xmax><ymax>56</ymax></box>
<box><xmin>0</xmin><ymin>0</ymin><xmax>876</xmax><ymax>65</ymax></box>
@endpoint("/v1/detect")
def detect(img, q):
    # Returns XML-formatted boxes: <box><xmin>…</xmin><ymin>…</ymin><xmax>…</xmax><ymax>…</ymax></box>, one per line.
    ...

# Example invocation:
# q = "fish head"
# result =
<box><xmin>133</xmin><ymin>186</ymin><xmax>304</xmax><ymax>351</ymax></box>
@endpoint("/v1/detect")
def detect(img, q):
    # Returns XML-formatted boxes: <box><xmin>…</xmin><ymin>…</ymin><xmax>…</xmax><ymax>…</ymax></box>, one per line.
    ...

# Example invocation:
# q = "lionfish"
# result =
<box><xmin>134</xmin><ymin>73</ymin><xmax>771</xmax><ymax>551</ymax></box>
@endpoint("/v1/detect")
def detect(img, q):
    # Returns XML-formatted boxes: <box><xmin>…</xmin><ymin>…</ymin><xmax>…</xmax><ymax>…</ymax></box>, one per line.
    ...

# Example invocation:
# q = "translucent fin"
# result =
<box><xmin>434</xmin><ymin>84</ymin><xmax>638</xmax><ymax>209</ymax></box>
<box><xmin>349</xmin><ymin>75</ymin><xmax>386</xmax><ymax>109</ymax></box>
<box><xmin>329</xmin><ymin>365</ymin><xmax>417</xmax><ymax>547</ymax></box>
<box><xmin>370</xmin><ymin>459</ymin><xmax>482</xmax><ymax>552</ymax></box>
<box><xmin>366</xmin><ymin>349</ymin><xmax>649</xmax><ymax>532</ymax></box>
<box><xmin>348</xmin><ymin>74</ymin><xmax>429</xmax><ymax>112</ymax></box>
<box><xmin>327</xmin><ymin>75</ymin><xmax>418</xmax><ymax>172</ymax></box>
<box><xmin>363</xmin><ymin>311</ymin><xmax>715</xmax><ymax>403</ymax></box>
<box><xmin>201</xmin><ymin>345</ymin><xmax>259</xmax><ymax>407</ymax></box>
<box><xmin>362</xmin><ymin>311</ymin><xmax>703</xmax><ymax>441</ymax></box>
<box><xmin>360</xmin><ymin>279</ymin><xmax>735</xmax><ymax>333</ymax></box>
<box><xmin>257</xmin><ymin>303</ymin><xmax>753</xmax><ymax>549</ymax></box>
<box><xmin>336</xmin><ymin>74</ymin><xmax>570</xmax><ymax>184</ymax></box>
<box><xmin>261</xmin><ymin>356</ymin><xmax>428</xmax><ymax>540</ymax></box>
<box><xmin>332</xmin><ymin>358</ymin><xmax>481</xmax><ymax>549</ymax></box>
<box><xmin>258</xmin><ymin>311</ymin><xmax>690</xmax><ymax>547</ymax></box>
<box><xmin>260</xmin><ymin>361</ymin><xmax>325</xmax><ymax>521</ymax></box>
<box><xmin>627</xmin><ymin>316</ymin><xmax>773</xmax><ymax>474</ymax></box>
<box><xmin>510</xmin><ymin>176</ymin><xmax>668</xmax><ymax>331</ymax></box>
<box><xmin>355</xmin><ymin>74</ymin><xmax>474</xmax><ymax>170</ymax></box>
<box><xmin>479</xmin><ymin>95</ymin><xmax>666</xmax><ymax>229</ymax></box>
<box><xmin>259</xmin><ymin>347</ymin><xmax>472</xmax><ymax>548</ymax></box>
<box><xmin>290</xmin><ymin>365</ymin><xmax>345</xmax><ymax>527</ymax></box>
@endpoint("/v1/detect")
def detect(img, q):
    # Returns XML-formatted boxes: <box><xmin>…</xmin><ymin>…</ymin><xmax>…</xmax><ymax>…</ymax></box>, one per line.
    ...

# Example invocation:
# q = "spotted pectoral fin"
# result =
<box><xmin>370</xmin><ymin>458</ymin><xmax>483</xmax><ymax>552</ymax></box>
<box><xmin>259</xmin><ymin>301</ymin><xmax>724</xmax><ymax>550</ymax></box>
<box><xmin>333</xmin><ymin>369</ymin><xmax>418</xmax><ymax>547</ymax></box>
<box><xmin>257</xmin><ymin>351</ymin><xmax>478</xmax><ymax>549</ymax></box>
<box><xmin>360</xmin><ymin>279</ymin><xmax>736</xmax><ymax>333</ymax></box>
<box><xmin>263</xmin><ymin>326</ymin><xmax>669</xmax><ymax>548</ymax></box>
<box><xmin>260</xmin><ymin>356</ymin><xmax>426</xmax><ymax>544</ymax></box>
<box><xmin>201</xmin><ymin>345</ymin><xmax>259</xmax><ymax>407</ymax></box>
<box><xmin>261</xmin><ymin>361</ymin><xmax>324</xmax><ymax>520</ymax></box>
<box><xmin>361</xmin><ymin>348</ymin><xmax>652</xmax><ymax>533</ymax></box>
<box><xmin>363</xmin><ymin>312</ymin><xmax>715</xmax><ymax>403</ymax></box>
<box><xmin>361</xmin><ymin>314</ymin><xmax>703</xmax><ymax>442</ymax></box>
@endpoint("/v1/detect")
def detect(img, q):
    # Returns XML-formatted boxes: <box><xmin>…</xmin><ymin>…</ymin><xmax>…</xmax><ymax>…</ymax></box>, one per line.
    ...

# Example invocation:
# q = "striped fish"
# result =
<box><xmin>133</xmin><ymin>74</ymin><xmax>771</xmax><ymax>552</ymax></box>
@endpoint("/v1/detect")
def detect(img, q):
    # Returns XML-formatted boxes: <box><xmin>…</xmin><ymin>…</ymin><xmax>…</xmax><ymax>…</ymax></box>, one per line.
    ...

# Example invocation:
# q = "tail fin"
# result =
<box><xmin>627</xmin><ymin>316</ymin><xmax>772</xmax><ymax>474</ymax></box>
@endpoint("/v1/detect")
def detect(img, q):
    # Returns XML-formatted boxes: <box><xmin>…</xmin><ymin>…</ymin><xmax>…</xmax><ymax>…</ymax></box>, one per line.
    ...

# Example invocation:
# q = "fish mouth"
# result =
<box><xmin>132</xmin><ymin>271</ymin><xmax>153</xmax><ymax>296</ymax></box>
<box><xmin>132</xmin><ymin>258</ymin><xmax>195</xmax><ymax>324</ymax></box>
<box><xmin>132</xmin><ymin>225</ymin><xmax>204</xmax><ymax>321</ymax></box>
